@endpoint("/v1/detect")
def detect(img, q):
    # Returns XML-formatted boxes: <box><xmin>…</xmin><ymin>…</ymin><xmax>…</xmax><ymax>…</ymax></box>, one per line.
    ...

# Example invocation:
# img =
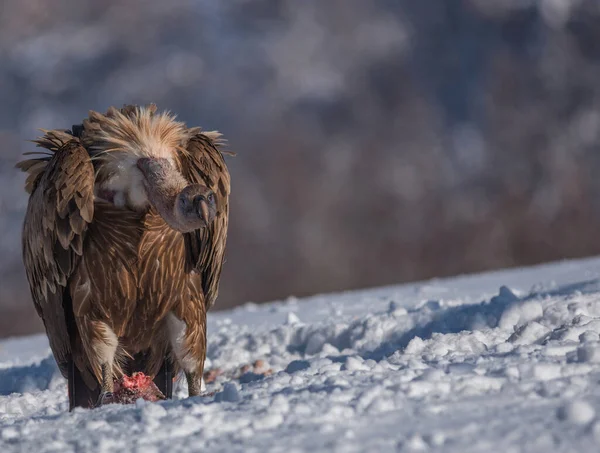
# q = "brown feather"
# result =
<box><xmin>19</xmin><ymin>104</ymin><xmax>230</xmax><ymax>406</ymax></box>
<box><xmin>179</xmin><ymin>133</ymin><xmax>231</xmax><ymax>308</ymax></box>
<box><xmin>20</xmin><ymin>139</ymin><xmax>95</xmax><ymax>379</ymax></box>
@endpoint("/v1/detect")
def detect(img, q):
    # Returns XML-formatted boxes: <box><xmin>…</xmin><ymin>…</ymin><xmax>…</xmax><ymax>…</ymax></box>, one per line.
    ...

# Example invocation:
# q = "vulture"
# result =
<box><xmin>17</xmin><ymin>104</ymin><xmax>231</xmax><ymax>410</ymax></box>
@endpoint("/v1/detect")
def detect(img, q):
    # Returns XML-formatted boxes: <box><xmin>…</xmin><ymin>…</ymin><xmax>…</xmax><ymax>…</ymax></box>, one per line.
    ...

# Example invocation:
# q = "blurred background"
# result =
<box><xmin>2</xmin><ymin>0</ymin><xmax>600</xmax><ymax>338</ymax></box>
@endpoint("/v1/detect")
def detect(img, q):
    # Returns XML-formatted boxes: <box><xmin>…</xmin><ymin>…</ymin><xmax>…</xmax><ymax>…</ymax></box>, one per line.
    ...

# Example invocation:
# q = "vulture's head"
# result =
<box><xmin>86</xmin><ymin>105</ymin><xmax>218</xmax><ymax>233</ymax></box>
<box><xmin>137</xmin><ymin>157</ymin><xmax>216</xmax><ymax>232</ymax></box>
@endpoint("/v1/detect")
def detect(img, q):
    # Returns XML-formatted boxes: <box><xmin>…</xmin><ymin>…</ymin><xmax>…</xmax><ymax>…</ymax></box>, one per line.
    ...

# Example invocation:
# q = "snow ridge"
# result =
<box><xmin>3</xmin><ymin>258</ymin><xmax>600</xmax><ymax>452</ymax></box>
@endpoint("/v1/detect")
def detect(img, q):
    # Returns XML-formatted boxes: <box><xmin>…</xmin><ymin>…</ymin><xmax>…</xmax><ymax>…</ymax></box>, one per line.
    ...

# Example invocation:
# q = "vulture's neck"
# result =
<box><xmin>94</xmin><ymin>154</ymin><xmax>187</xmax><ymax>221</ymax></box>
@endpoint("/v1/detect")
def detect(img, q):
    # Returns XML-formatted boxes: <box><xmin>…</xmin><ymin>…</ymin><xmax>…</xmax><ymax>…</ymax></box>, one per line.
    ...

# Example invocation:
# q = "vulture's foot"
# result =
<box><xmin>186</xmin><ymin>371</ymin><xmax>202</xmax><ymax>397</ymax></box>
<box><xmin>95</xmin><ymin>391</ymin><xmax>115</xmax><ymax>407</ymax></box>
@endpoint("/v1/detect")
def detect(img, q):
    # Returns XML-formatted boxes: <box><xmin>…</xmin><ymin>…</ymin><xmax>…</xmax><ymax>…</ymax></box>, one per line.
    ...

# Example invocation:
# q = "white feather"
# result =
<box><xmin>92</xmin><ymin>322</ymin><xmax>119</xmax><ymax>366</ymax></box>
<box><xmin>165</xmin><ymin>313</ymin><xmax>197</xmax><ymax>372</ymax></box>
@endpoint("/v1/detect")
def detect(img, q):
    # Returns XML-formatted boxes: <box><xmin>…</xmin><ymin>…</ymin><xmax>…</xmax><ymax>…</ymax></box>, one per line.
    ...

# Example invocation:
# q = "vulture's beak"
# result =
<box><xmin>199</xmin><ymin>198</ymin><xmax>210</xmax><ymax>224</ymax></box>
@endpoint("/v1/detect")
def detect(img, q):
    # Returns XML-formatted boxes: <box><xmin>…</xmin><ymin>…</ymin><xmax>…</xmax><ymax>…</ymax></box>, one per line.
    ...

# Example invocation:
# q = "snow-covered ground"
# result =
<box><xmin>3</xmin><ymin>258</ymin><xmax>600</xmax><ymax>452</ymax></box>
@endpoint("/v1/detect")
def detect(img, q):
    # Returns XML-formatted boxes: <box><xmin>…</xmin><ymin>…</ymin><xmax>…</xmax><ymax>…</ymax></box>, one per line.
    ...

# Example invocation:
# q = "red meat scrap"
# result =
<box><xmin>112</xmin><ymin>372</ymin><xmax>166</xmax><ymax>404</ymax></box>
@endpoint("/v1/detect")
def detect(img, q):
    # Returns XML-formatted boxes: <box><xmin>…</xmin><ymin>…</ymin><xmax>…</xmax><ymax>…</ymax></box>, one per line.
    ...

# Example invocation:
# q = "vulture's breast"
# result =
<box><xmin>70</xmin><ymin>203</ymin><xmax>203</xmax><ymax>351</ymax></box>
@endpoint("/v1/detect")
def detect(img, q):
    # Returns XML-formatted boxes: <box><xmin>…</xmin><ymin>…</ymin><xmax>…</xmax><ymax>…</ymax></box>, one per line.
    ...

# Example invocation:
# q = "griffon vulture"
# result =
<box><xmin>17</xmin><ymin>104</ymin><xmax>231</xmax><ymax>410</ymax></box>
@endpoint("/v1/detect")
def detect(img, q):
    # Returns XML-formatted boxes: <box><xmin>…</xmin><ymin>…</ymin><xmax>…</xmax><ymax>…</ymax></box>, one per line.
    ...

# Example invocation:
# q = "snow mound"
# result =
<box><xmin>0</xmin><ymin>356</ymin><xmax>60</xmax><ymax>396</ymax></box>
<box><xmin>2</xmin><ymin>257</ymin><xmax>600</xmax><ymax>451</ymax></box>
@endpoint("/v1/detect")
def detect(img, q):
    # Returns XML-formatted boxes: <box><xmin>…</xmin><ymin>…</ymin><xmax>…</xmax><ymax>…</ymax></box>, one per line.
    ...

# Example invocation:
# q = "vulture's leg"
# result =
<box><xmin>165</xmin><ymin>312</ymin><xmax>207</xmax><ymax>398</ymax></box>
<box><xmin>78</xmin><ymin>320</ymin><xmax>118</xmax><ymax>407</ymax></box>
<box><xmin>95</xmin><ymin>363</ymin><xmax>115</xmax><ymax>407</ymax></box>
<box><xmin>186</xmin><ymin>371</ymin><xmax>202</xmax><ymax>397</ymax></box>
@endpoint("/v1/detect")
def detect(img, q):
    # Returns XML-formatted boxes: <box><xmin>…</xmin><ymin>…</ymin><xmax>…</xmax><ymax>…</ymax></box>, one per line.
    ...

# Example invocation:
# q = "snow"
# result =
<box><xmin>557</xmin><ymin>400</ymin><xmax>596</xmax><ymax>425</ymax></box>
<box><xmin>3</xmin><ymin>257</ymin><xmax>600</xmax><ymax>451</ymax></box>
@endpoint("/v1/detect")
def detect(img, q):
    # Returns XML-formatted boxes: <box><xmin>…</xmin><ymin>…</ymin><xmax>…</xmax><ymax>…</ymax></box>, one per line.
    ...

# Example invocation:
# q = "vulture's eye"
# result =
<box><xmin>207</xmin><ymin>193</ymin><xmax>215</xmax><ymax>203</ymax></box>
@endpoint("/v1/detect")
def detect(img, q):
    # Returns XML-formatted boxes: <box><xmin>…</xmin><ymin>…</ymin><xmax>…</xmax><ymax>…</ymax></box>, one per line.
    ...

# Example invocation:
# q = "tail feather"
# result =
<box><xmin>152</xmin><ymin>358</ymin><xmax>174</xmax><ymax>399</ymax></box>
<box><xmin>68</xmin><ymin>357</ymin><xmax>100</xmax><ymax>410</ymax></box>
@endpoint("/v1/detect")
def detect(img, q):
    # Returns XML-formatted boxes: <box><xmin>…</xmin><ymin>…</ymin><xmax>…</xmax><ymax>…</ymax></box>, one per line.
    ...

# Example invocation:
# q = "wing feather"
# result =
<box><xmin>179</xmin><ymin>133</ymin><xmax>231</xmax><ymax>309</ymax></box>
<box><xmin>20</xmin><ymin>139</ymin><xmax>95</xmax><ymax>377</ymax></box>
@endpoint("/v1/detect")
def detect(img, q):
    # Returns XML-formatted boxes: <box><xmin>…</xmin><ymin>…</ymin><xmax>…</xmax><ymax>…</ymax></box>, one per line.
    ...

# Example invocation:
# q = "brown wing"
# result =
<box><xmin>20</xmin><ymin>138</ymin><xmax>95</xmax><ymax>377</ymax></box>
<box><xmin>179</xmin><ymin>132</ymin><xmax>231</xmax><ymax>309</ymax></box>
<box><xmin>70</xmin><ymin>201</ymin><xmax>143</xmax><ymax>330</ymax></box>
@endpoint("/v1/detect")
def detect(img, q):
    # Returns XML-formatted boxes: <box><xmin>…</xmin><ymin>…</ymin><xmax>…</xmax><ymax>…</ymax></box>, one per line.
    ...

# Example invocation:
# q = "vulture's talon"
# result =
<box><xmin>95</xmin><ymin>391</ymin><xmax>115</xmax><ymax>407</ymax></box>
